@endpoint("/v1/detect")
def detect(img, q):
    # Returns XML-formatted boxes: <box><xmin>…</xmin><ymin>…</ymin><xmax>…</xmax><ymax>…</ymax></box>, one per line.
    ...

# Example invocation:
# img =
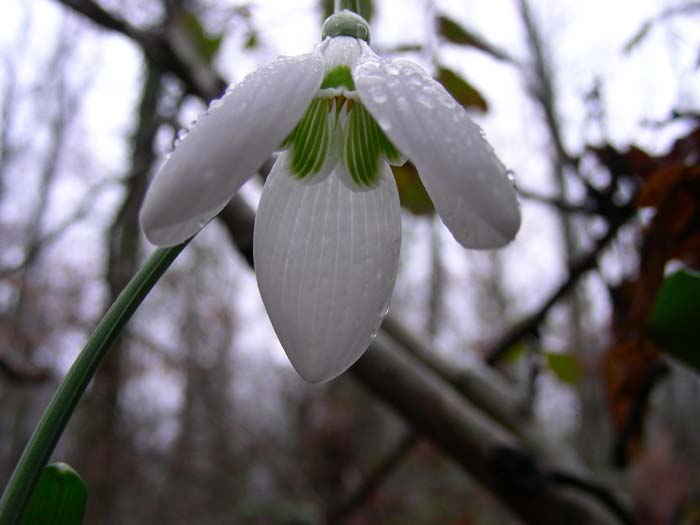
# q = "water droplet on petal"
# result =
<box><xmin>209</xmin><ymin>98</ymin><xmax>224</xmax><ymax>111</ymax></box>
<box><xmin>386</xmin><ymin>63</ymin><xmax>401</xmax><ymax>76</ymax></box>
<box><xmin>416</xmin><ymin>94</ymin><xmax>434</xmax><ymax>109</ymax></box>
<box><xmin>371</xmin><ymin>91</ymin><xmax>388</xmax><ymax>104</ymax></box>
<box><xmin>379</xmin><ymin>299</ymin><xmax>391</xmax><ymax>317</ymax></box>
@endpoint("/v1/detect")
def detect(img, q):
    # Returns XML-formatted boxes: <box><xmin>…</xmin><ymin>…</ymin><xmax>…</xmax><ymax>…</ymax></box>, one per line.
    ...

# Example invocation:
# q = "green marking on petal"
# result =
<box><xmin>343</xmin><ymin>102</ymin><xmax>400</xmax><ymax>187</ymax></box>
<box><xmin>282</xmin><ymin>98</ymin><xmax>330</xmax><ymax>179</ymax></box>
<box><xmin>320</xmin><ymin>65</ymin><xmax>356</xmax><ymax>91</ymax></box>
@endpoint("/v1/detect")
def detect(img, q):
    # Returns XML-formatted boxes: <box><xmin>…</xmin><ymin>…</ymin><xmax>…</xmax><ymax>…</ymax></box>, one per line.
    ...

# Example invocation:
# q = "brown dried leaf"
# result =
<box><xmin>391</xmin><ymin>162</ymin><xmax>435</xmax><ymax>216</ymax></box>
<box><xmin>436</xmin><ymin>67</ymin><xmax>488</xmax><ymax>112</ymax></box>
<box><xmin>636</xmin><ymin>163</ymin><xmax>685</xmax><ymax>208</ymax></box>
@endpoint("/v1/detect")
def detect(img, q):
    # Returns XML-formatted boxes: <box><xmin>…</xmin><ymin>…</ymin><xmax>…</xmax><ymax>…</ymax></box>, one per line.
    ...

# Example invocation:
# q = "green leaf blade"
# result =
<box><xmin>22</xmin><ymin>463</ymin><xmax>86</xmax><ymax>525</ymax></box>
<box><xmin>545</xmin><ymin>352</ymin><xmax>582</xmax><ymax>385</ymax></box>
<box><xmin>647</xmin><ymin>269</ymin><xmax>700</xmax><ymax>371</ymax></box>
<box><xmin>436</xmin><ymin>67</ymin><xmax>488</xmax><ymax>112</ymax></box>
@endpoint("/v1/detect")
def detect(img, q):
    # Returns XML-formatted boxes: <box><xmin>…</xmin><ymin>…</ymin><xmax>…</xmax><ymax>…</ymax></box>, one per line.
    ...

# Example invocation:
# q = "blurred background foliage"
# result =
<box><xmin>1</xmin><ymin>0</ymin><xmax>699</xmax><ymax>524</ymax></box>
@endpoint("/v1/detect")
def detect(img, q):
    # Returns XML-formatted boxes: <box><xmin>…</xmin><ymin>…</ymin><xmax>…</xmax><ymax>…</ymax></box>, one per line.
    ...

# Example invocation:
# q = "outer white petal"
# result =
<box><xmin>254</xmin><ymin>155</ymin><xmax>401</xmax><ymax>383</ymax></box>
<box><xmin>354</xmin><ymin>52</ymin><xmax>521</xmax><ymax>249</ymax></box>
<box><xmin>140</xmin><ymin>52</ymin><xmax>325</xmax><ymax>246</ymax></box>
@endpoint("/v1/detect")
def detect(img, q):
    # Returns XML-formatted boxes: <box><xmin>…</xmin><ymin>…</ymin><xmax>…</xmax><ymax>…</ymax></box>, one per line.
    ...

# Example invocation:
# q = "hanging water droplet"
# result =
<box><xmin>208</xmin><ymin>98</ymin><xmax>224</xmax><ymax>111</ymax></box>
<box><xmin>378</xmin><ymin>299</ymin><xmax>391</xmax><ymax>317</ymax></box>
<box><xmin>177</xmin><ymin>129</ymin><xmax>188</xmax><ymax>141</ymax></box>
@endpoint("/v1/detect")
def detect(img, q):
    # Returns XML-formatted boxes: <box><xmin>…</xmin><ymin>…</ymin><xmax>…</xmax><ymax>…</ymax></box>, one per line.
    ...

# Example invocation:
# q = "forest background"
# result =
<box><xmin>1</xmin><ymin>0</ymin><xmax>700</xmax><ymax>523</ymax></box>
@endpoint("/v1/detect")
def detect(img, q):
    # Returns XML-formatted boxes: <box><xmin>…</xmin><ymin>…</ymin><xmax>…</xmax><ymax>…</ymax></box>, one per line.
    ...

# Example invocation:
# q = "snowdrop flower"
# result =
<box><xmin>140</xmin><ymin>11</ymin><xmax>520</xmax><ymax>383</ymax></box>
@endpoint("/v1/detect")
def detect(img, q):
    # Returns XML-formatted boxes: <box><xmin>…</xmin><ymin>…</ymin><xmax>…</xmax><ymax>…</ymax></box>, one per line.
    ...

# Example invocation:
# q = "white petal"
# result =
<box><xmin>140</xmin><ymin>52</ymin><xmax>325</xmax><ymax>246</ymax></box>
<box><xmin>254</xmin><ymin>155</ymin><xmax>402</xmax><ymax>383</ymax></box>
<box><xmin>354</xmin><ymin>53</ymin><xmax>521</xmax><ymax>249</ymax></box>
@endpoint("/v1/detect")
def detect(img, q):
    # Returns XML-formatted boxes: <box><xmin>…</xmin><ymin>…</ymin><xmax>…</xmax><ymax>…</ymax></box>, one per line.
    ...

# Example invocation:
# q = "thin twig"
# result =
<box><xmin>0</xmin><ymin>178</ymin><xmax>118</xmax><ymax>279</ymax></box>
<box><xmin>519</xmin><ymin>188</ymin><xmax>595</xmax><ymax>215</ymax></box>
<box><xmin>56</xmin><ymin>0</ymin><xmax>225</xmax><ymax>99</ymax></box>
<box><xmin>486</xmin><ymin>216</ymin><xmax>632</xmax><ymax>365</ymax></box>
<box><xmin>548</xmin><ymin>472</ymin><xmax>637</xmax><ymax>525</ymax></box>
<box><xmin>611</xmin><ymin>360</ymin><xmax>670</xmax><ymax>468</ymax></box>
<box><xmin>624</xmin><ymin>2</ymin><xmax>700</xmax><ymax>52</ymax></box>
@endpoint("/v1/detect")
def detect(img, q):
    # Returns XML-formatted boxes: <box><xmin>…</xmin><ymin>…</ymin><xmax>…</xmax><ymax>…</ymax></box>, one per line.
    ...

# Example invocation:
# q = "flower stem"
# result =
<box><xmin>334</xmin><ymin>0</ymin><xmax>361</xmax><ymax>14</ymax></box>
<box><xmin>0</xmin><ymin>241</ymin><xmax>189</xmax><ymax>525</ymax></box>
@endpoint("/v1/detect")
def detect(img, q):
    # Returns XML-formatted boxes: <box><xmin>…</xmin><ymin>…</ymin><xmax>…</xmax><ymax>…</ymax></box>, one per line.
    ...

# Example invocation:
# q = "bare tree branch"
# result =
<box><xmin>57</xmin><ymin>0</ymin><xmax>225</xmax><ymax>99</ymax></box>
<box><xmin>352</xmin><ymin>333</ymin><xmax>621</xmax><ymax>524</ymax></box>
<box><xmin>0</xmin><ymin>178</ymin><xmax>118</xmax><ymax>279</ymax></box>
<box><xmin>486</xmin><ymin>215</ymin><xmax>631</xmax><ymax>365</ymax></box>
<box><xmin>611</xmin><ymin>360</ymin><xmax>670</xmax><ymax>468</ymax></box>
<box><xmin>519</xmin><ymin>188</ymin><xmax>596</xmax><ymax>215</ymax></box>
<box><xmin>0</xmin><ymin>353</ymin><xmax>49</xmax><ymax>383</ymax></box>
<box><xmin>624</xmin><ymin>2</ymin><xmax>700</xmax><ymax>52</ymax></box>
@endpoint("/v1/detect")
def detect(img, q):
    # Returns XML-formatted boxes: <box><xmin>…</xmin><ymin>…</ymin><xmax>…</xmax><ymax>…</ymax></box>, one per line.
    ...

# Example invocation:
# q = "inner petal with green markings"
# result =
<box><xmin>281</xmin><ymin>64</ymin><xmax>404</xmax><ymax>189</ymax></box>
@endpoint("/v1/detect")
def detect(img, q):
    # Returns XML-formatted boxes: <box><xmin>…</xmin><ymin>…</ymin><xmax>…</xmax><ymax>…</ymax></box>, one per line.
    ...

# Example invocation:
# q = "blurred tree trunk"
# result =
<box><xmin>158</xmin><ymin>249</ymin><xmax>238</xmax><ymax>524</ymax></box>
<box><xmin>3</xmin><ymin>23</ymin><xmax>77</xmax><ymax>476</ymax></box>
<box><xmin>517</xmin><ymin>0</ymin><xmax>608</xmax><ymax>463</ymax></box>
<box><xmin>73</xmin><ymin>63</ymin><xmax>162</xmax><ymax>524</ymax></box>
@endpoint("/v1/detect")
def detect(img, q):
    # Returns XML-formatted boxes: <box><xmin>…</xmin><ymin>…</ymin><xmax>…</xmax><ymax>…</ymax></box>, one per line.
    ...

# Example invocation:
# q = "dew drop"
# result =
<box><xmin>379</xmin><ymin>299</ymin><xmax>391</xmax><ymax>317</ymax></box>
<box><xmin>386</xmin><ymin>63</ymin><xmax>401</xmax><ymax>76</ymax></box>
<box><xmin>371</xmin><ymin>91</ymin><xmax>388</xmax><ymax>104</ymax></box>
<box><xmin>441</xmin><ymin>96</ymin><xmax>458</xmax><ymax>110</ymax></box>
<box><xmin>378</xmin><ymin>117</ymin><xmax>392</xmax><ymax>131</ymax></box>
<box><xmin>416</xmin><ymin>94</ymin><xmax>434</xmax><ymax>109</ymax></box>
<box><xmin>209</xmin><ymin>98</ymin><xmax>224</xmax><ymax>111</ymax></box>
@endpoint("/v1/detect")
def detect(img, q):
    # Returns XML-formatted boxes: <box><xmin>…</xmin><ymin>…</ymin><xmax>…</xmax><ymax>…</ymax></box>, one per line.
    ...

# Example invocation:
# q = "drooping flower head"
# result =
<box><xmin>140</xmin><ymin>10</ymin><xmax>520</xmax><ymax>383</ymax></box>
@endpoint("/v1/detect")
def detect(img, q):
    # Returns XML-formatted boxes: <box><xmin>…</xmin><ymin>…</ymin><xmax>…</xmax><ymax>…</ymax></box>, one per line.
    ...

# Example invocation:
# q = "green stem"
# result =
<box><xmin>0</xmin><ymin>241</ymin><xmax>189</xmax><ymax>524</ymax></box>
<box><xmin>334</xmin><ymin>0</ymin><xmax>360</xmax><ymax>14</ymax></box>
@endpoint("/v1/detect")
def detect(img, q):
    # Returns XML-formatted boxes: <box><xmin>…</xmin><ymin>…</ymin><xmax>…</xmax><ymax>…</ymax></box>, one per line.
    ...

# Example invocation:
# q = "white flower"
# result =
<box><xmin>140</xmin><ymin>11</ymin><xmax>521</xmax><ymax>383</ymax></box>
